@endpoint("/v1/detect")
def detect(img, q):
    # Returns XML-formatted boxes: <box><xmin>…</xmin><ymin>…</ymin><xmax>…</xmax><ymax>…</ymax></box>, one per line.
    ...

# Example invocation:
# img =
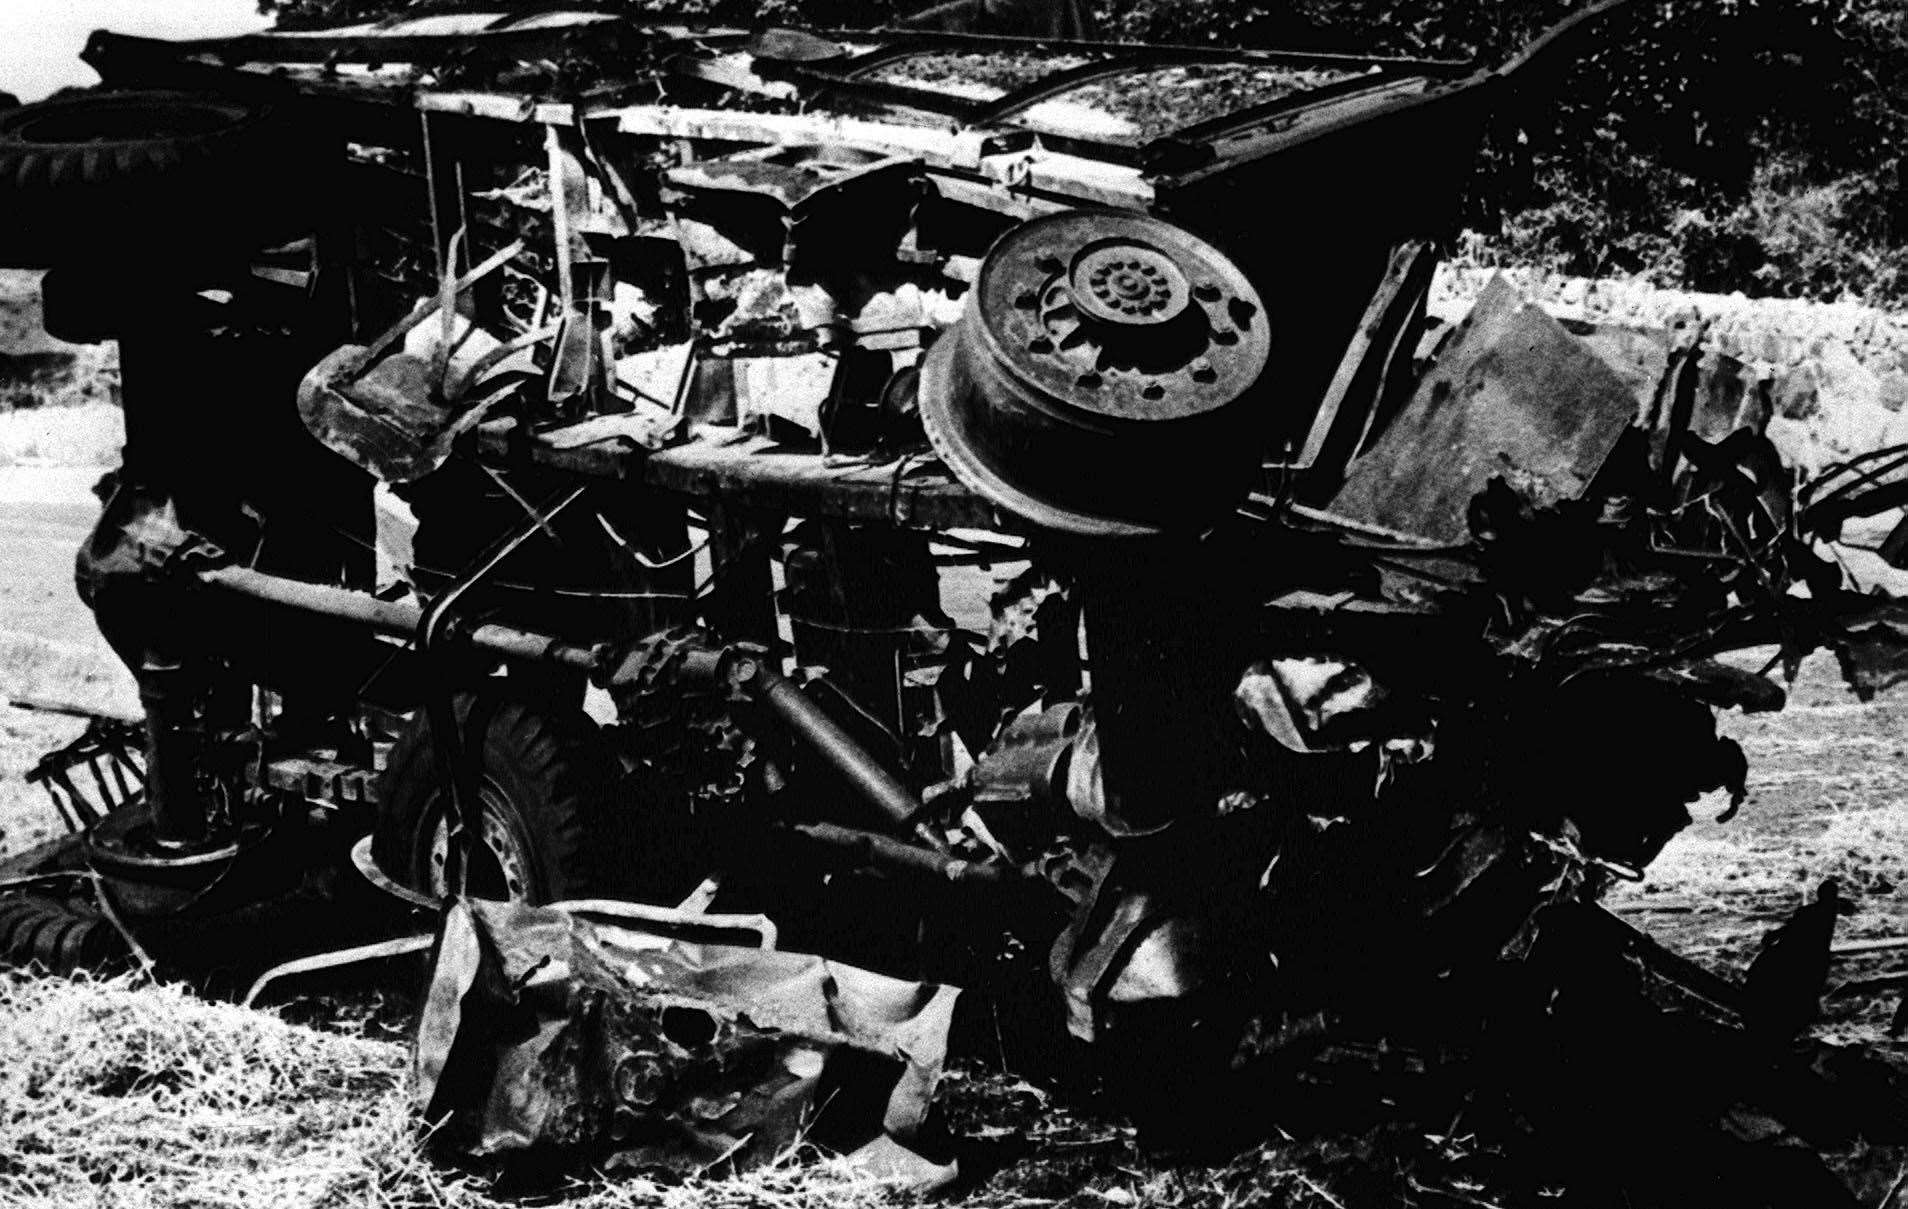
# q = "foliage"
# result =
<box><xmin>1105</xmin><ymin>0</ymin><xmax>1908</xmax><ymax>301</ymax></box>
<box><xmin>258</xmin><ymin>0</ymin><xmax>1908</xmax><ymax>302</ymax></box>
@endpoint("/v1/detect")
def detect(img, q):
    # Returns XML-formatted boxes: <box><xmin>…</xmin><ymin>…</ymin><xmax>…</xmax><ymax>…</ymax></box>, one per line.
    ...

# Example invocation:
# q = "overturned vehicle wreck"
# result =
<box><xmin>4</xmin><ymin>0</ymin><xmax>1908</xmax><ymax>1196</ymax></box>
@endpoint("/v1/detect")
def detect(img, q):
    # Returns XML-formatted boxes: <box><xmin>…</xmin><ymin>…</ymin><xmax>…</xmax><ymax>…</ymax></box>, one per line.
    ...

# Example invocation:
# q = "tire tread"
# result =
<box><xmin>376</xmin><ymin>693</ymin><xmax>627</xmax><ymax>903</ymax></box>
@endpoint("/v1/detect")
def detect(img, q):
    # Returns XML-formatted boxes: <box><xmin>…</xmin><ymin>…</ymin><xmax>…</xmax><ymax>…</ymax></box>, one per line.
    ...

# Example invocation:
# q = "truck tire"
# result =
<box><xmin>0</xmin><ymin>91</ymin><xmax>266</xmax><ymax>189</ymax></box>
<box><xmin>0</xmin><ymin>893</ymin><xmax>126</xmax><ymax>974</ymax></box>
<box><xmin>0</xmin><ymin>91</ymin><xmax>309</xmax><ymax>265</ymax></box>
<box><xmin>375</xmin><ymin>695</ymin><xmax>629</xmax><ymax>904</ymax></box>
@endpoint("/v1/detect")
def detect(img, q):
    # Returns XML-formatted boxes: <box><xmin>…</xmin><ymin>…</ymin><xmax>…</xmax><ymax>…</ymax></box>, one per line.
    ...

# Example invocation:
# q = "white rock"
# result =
<box><xmin>1818</xmin><ymin>339</ymin><xmax>1882</xmax><ymax>414</ymax></box>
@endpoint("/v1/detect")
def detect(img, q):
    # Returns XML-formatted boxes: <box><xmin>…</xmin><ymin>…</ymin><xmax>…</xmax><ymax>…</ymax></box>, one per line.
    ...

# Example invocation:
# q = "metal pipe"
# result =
<box><xmin>203</xmin><ymin>569</ymin><xmax>955</xmax><ymax>855</ymax></box>
<box><xmin>549</xmin><ymin>898</ymin><xmax>777</xmax><ymax>951</ymax></box>
<box><xmin>787</xmin><ymin>821</ymin><xmax>1025</xmax><ymax>884</ymax></box>
<box><xmin>200</xmin><ymin>565</ymin><xmax>418</xmax><ymax>635</ymax></box>
<box><xmin>732</xmin><ymin>655</ymin><xmax>948</xmax><ymax>851</ymax></box>
<box><xmin>197</xmin><ymin>565</ymin><xmax>600</xmax><ymax>672</ymax></box>
<box><xmin>464</xmin><ymin>624</ymin><xmax>601</xmax><ymax>672</ymax></box>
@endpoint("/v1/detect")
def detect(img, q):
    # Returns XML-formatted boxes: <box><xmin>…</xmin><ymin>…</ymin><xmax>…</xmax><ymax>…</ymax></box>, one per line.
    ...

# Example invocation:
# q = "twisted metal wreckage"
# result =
<box><xmin>4</xmin><ymin>0</ymin><xmax>1908</xmax><ymax>1194</ymax></box>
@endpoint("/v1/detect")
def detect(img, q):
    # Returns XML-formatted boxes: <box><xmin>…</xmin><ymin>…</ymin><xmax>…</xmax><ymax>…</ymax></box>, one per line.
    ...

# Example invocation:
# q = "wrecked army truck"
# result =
<box><xmin>5</xmin><ymin>0</ymin><xmax>1904</xmax><ymax>1157</ymax></box>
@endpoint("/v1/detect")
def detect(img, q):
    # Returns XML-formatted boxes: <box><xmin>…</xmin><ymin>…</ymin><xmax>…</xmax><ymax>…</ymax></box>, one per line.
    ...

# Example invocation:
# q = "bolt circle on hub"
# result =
<box><xmin>977</xmin><ymin>212</ymin><xmax>1270</xmax><ymax>426</ymax></box>
<box><xmin>919</xmin><ymin>211</ymin><xmax>1273</xmax><ymax>537</ymax></box>
<box><xmin>1072</xmin><ymin>243</ymin><xmax>1190</xmax><ymax>326</ymax></box>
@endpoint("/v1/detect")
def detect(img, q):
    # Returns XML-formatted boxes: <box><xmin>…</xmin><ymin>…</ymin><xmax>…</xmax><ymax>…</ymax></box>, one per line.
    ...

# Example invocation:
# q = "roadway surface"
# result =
<box><xmin>0</xmin><ymin>493</ymin><xmax>98</xmax><ymax>648</ymax></box>
<box><xmin>0</xmin><ymin>468</ymin><xmax>118</xmax><ymax>856</ymax></box>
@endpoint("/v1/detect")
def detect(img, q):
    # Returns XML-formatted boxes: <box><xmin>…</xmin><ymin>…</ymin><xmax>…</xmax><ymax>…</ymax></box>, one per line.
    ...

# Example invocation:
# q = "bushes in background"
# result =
<box><xmin>1105</xmin><ymin>0</ymin><xmax>1908</xmax><ymax>303</ymax></box>
<box><xmin>260</xmin><ymin>0</ymin><xmax>1908</xmax><ymax>303</ymax></box>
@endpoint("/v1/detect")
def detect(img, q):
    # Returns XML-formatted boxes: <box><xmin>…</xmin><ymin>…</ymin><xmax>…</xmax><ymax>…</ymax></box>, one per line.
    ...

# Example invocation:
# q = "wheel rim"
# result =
<box><xmin>420</xmin><ymin>782</ymin><xmax>537</xmax><ymax>902</ymax></box>
<box><xmin>917</xmin><ymin>210</ymin><xmax>1271</xmax><ymax>536</ymax></box>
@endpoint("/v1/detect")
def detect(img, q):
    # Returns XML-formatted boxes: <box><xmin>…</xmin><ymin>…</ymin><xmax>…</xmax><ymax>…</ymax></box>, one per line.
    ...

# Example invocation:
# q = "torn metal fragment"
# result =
<box><xmin>1330</xmin><ymin>274</ymin><xmax>1639</xmax><ymax>543</ymax></box>
<box><xmin>415</xmin><ymin>899</ymin><xmax>960</xmax><ymax>1183</ymax></box>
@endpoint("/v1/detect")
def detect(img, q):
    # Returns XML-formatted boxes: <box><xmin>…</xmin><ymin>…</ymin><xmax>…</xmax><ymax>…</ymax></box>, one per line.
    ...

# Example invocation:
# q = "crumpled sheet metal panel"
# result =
<box><xmin>415</xmin><ymin>899</ymin><xmax>960</xmax><ymax>1182</ymax></box>
<box><xmin>1830</xmin><ymin>598</ymin><xmax>1908</xmax><ymax>702</ymax></box>
<box><xmin>664</xmin><ymin>152</ymin><xmax>916</xmax><ymax>213</ymax></box>
<box><xmin>1330</xmin><ymin>275</ymin><xmax>1640</xmax><ymax>543</ymax></box>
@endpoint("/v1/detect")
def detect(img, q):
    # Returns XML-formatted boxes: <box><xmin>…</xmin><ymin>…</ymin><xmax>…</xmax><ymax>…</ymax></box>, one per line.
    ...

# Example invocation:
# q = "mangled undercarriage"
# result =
<box><xmin>3</xmin><ymin>1</ymin><xmax>1908</xmax><ymax>1200</ymax></box>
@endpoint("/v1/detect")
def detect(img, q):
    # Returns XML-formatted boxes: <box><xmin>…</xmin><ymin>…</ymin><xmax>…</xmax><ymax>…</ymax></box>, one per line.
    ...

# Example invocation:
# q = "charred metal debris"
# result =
<box><xmin>0</xmin><ymin>0</ymin><xmax>1906</xmax><ymax>1200</ymax></box>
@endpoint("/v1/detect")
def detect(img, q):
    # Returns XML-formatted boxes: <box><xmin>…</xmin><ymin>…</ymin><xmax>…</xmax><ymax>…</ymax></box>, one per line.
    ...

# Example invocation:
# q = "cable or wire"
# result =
<box><xmin>350</xmin><ymin>627</ymin><xmax>415</xmax><ymax>702</ymax></box>
<box><xmin>328</xmin><ymin>525</ymin><xmax>696</xmax><ymax>601</ymax></box>
<box><xmin>87</xmin><ymin>869</ymin><xmax>157</xmax><ymax>981</ymax></box>
<box><xmin>504</xmin><ymin>586</ymin><xmax>695</xmax><ymax>601</ymax></box>
<box><xmin>785</xmin><ymin>614</ymin><xmax>961</xmax><ymax>638</ymax></box>
<box><xmin>478</xmin><ymin>463</ymin><xmax>564</xmax><ymax>544</ymax></box>
<box><xmin>595</xmin><ymin>512</ymin><xmax>705</xmax><ymax>570</ymax></box>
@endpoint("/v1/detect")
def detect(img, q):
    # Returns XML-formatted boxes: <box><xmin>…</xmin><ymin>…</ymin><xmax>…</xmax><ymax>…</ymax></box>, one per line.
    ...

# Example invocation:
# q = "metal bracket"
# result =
<box><xmin>25</xmin><ymin>714</ymin><xmax>146</xmax><ymax>835</ymax></box>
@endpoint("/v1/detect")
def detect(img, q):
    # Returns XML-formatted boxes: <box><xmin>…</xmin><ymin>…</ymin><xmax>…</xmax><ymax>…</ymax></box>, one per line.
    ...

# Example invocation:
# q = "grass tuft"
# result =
<box><xmin>0</xmin><ymin>402</ymin><xmax>124</xmax><ymax>469</ymax></box>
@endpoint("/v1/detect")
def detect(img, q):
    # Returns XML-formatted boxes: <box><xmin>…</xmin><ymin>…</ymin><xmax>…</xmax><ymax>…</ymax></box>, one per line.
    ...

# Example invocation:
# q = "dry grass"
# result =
<box><xmin>0</xmin><ymin>633</ymin><xmax>138</xmax><ymax>860</ymax></box>
<box><xmin>0</xmin><ymin>269</ymin><xmax>121</xmax><ymax>419</ymax></box>
<box><xmin>0</xmin><ymin>633</ymin><xmax>138</xmax><ymax>720</ymax></box>
<box><xmin>1604</xmin><ymin>651</ymin><xmax>1908</xmax><ymax>1046</ymax></box>
<box><xmin>0</xmin><ymin>965</ymin><xmax>1472</xmax><ymax>1209</ymax></box>
<box><xmin>0</xmin><ymin>402</ymin><xmax>124</xmax><ymax>469</ymax></box>
<box><xmin>1630</xmin><ymin>802</ymin><xmax>1908</xmax><ymax>918</ymax></box>
<box><xmin>0</xmin><ymin>970</ymin><xmax>934</xmax><ymax>1209</ymax></box>
<box><xmin>0</xmin><ymin>970</ymin><xmax>417</xmax><ymax>1209</ymax></box>
<box><xmin>0</xmin><ymin>271</ymin><xmax>65</xmax><ymax>359</ymax></box>
<box><xmin>0</xmin><ymin>707</ymin><xmax>89</xmax><ymax>860</ymax></box>
<box><xmin>0</xmin><ymin>355</ymin><xmax>121</xmax><ymax>415</ymax></box>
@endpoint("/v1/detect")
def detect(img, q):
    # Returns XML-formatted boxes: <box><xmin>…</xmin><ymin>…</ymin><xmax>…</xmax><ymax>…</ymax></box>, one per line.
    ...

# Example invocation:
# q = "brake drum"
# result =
<box><xmin>920</xmin><ymin>211</ymin><xmax>1272</xmax><ymax>537</ymax></box>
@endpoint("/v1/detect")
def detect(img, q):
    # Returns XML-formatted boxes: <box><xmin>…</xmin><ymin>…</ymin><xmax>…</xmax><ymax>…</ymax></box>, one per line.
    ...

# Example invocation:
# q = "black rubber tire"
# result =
<box><xmin>0</xmin><ymin>893</ymin><xmax>126</xmax><ymax>975</ymax></box>
<box><xmin>0</xmin><ymin>90</ymin><xmax>310</xmax><ymax>266</ymax></box>
<box><xmin>0</xmin><ymin>91</ymin><xmax>266</xmax><ymax>189</ymax></box>
<box><xmin>374</xmin><ymin>694</ymin><xmax>634</xmax><ymax>904</ymax></box>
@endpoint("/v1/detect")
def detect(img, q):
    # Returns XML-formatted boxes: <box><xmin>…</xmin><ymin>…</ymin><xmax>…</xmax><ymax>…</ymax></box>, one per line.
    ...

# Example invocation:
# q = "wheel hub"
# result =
<box><xmin>1072</xmin><ymin>243</ymin><xmax>1189</xmax><ymax>327</ymax></box>
<box><xmin>917</xmin><ymin>210</ymin><xmax>1274</xmax><ymax>536</ymax></box>
<box><xmin>426</xmin><ymin>791</ymin><xmax>532</xmax><ymax>902</ymax></box>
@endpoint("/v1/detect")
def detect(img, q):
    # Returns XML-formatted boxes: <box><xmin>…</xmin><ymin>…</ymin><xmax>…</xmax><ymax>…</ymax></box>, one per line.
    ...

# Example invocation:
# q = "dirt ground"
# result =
<box><xmin>1608</xmin><ymin>648</ymin><xmax>1908</xmax><ymax>1046</ymax></box>
<box><xmin>0</xmin><ymin>463</ymin><xmax>137</xmax><ymax>856</ymax></box>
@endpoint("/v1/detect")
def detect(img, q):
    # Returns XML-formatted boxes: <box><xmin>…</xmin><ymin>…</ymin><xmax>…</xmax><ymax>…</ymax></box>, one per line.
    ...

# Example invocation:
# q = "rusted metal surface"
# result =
<box><xmin>27</xmin><ymin>2</ymin><xmax>1908</xmax><ymax>1196</ymax></box>
<box><xmin>605</xmin><ymin>630</ymin><xmax>950</xmax><ymax>851</ymax></box>
<box><xmin>77</xmin><ymin>15</ymin><xmax>1482</xmax><ymax>184</ymax></box>
<box><xmin>0</xmin><ymin>892</ymin><xmax>123</xmax><ymax>975</ymax></box>
<box><xmin>920</xmin><ymin>210</ymin><xmax>1271</xmax><ymax>535</ymax></box>
<box><xmin>1290</xmin><ymin>239</ymin><xmax>1438</xmax><ymax>471</ymax></box>
<box><xmin>417</xmin><ymin>899</ymin><xmax>960</xmax><ymax>1182</ymax></box>
<box><xmin>666</xmin><ymin>150</ymin><xmax>918</xmax><ymax>215</ymax></box>
<box><xmin>261</xmin><ymin>755</ymin><xmax>380</xmax><ymax>809</ymax></box>
<box><xmin>1329</xmin><ymin>275</ymin><xmax>1641</xmax><ymax>543</ymax></box>
<box><xmin>297</xmin><ymin>237</ymin><xmax>529</xmax><ymax>482</ymax></box>
<box><xmin>475</xmin><ymin>421</ymin><xmax>1009</xmax><ymax>530</ymax></box>
<box><xmin>197</xmin><ymin>565</ymin><xmax>603</xmax><ymax>672</ymax></box>
<box><xmin>25</xmin><ymin>716</ymin><xmax>145</xmax><ymax>836</ymax></box>
<box><xmin>789</xmin><ymin>820</ymin><xmax>1030</xmax><ymax>883</ymax></box>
